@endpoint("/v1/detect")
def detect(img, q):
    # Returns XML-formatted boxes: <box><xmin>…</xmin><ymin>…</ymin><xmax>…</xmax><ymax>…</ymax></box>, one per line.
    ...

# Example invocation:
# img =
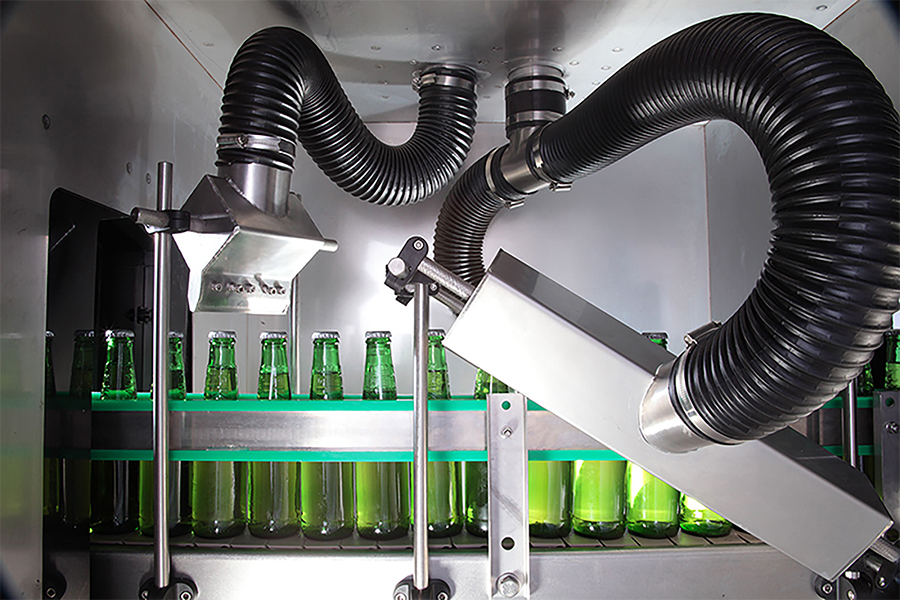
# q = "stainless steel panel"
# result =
<box><xmin>90</xmin><ymin>408</ymin><xmax>612</xmax><ymax>454</ymax></box>
<box><xmin>151</xmin><ymin>0</ymin><xmax>854</xmax><ymax>123</ymax></box>
<box><xmin>488</xmin><ymin>393</ymin><xmax>530</xmax><ymax>599</ymax></box>
<box><xmin>89</xmin><ymin>542</ymin><xmax>819</xmax><ymax>599</ymax></box>
<box><xmin>1</xmin><ymin>1</ymin><xmax>221</xmax><ymax>595</ymax></box>
<box><xmin>444</xmin><ymin>250</ymin><xmax>892</xmax><ymax>581</ymax></box>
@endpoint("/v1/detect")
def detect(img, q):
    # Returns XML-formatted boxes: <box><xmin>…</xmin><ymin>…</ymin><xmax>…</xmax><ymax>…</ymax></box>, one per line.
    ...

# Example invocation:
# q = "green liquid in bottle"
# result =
<box><xmin>625</xmin><ymin>462</ymin><xmax>679</xmax><ymax>538</ymax></box>
<box><xmin>572</xmin><ymin>459</ymin><xmax>626</xmax><ymax>539</ymax></box>
<box><xmin>356</xmin><ymin>332</ymin><xmax>408</xmax><ymax>540</ymax></box>
<box><xmin>249</xmin><ymin>332</ymin><xmax>300</xmax><ymax>538</ymax></box>
<box><xmin>139</xmin><ymin>332</ymin><xmax>190</xmax><ymax>536</ymax></box>
<box><xmin>679</xmin><ymin>494</ymin><xmax>732</xmax><ymax>537</ymax></box>
<box><xmin>94</xmin><ymin>329</ymin><xmax>139</xmax><ymax>534</ymax></box>
<box><xmin>192</xmin><ymin>331</ymin><xmax>244</xmax><ymax>538</ymax></box>
<box><xmin>529</xmin><ymin>460</ymin><xmax>572</xmax><ymax>538</ymax></box>
<box><xmin>423</xmin><ymin>330</ymin><xmax>461</xmax><ymax>538</ymax></box>
<box><xmin>302</xmin><ymin>332</ymin><xmax>353</xmax><ymax>540</ymax></box>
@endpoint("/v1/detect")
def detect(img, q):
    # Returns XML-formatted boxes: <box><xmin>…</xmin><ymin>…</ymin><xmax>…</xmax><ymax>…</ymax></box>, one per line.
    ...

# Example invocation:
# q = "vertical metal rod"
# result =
<box><xmin>290</xmin><ymin>274</ymin><xmax>302</xmax><ymax>395</ymax></box>
<box><xmin>153</xmin><ymin>161</ymin><xmax>173</xmax><ymax>589</ymax></box>
<box><xmin>843</xmin><ymin>380</ymin><xmax>860</xmax><ymax>469</ymax></box>
<box><xmin>413</xmin><ymin>282</ymin><xmax>430</xmax><ymax>590</ymax></box>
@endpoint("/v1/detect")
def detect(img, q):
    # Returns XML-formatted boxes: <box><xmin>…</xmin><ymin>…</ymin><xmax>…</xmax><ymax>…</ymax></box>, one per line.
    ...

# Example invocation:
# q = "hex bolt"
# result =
<box><xmin>413</xmin><ymin>239</ymin><xmax>425</xmax><ymax>251</ymax></box>
<box><xmin>498</xmin><ymin>573</ymin><xmax>520</xmax><ymax>597</ymax></box>
<box><xmin>886</xmin><ymin>421</ymin><xmax>899</xmax><ymax>435</ymax></box>
<box><xmin>822</xmin><ymin>582</ymin><xmax>834</xmax><ymax>594</ymax></box>
<box><xmin>501</xmin><ymin>426</ymin><xmax>514</xmax><ymax>438</ymax></box>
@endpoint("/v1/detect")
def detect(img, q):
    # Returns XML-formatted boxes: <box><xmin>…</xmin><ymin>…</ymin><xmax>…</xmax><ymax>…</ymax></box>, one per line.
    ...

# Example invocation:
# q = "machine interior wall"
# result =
<box><xmin>2</xmin><ymin>0</ymin><xmax>897</xmax><ymax>596</ymax></box>
<box><xmin>706</xmin><ymin>0</ymin><xmax>900</xmax><ymax>327</ymax></box>
<box><xmin>0</xmin><ymin>2</ymin><xmax>220</xmax><ymax>595</ymax></box>
<box><xmin>191</xmin><ymin>122</ymin><xmax>710</xmax><ymax>396</ymax></box>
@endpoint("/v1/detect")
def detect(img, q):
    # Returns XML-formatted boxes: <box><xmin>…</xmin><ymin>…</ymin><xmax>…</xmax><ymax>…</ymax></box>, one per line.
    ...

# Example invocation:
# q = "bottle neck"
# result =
<box><xmin>474</xmin><ymin>369</ymin><xmax>509</xmax><ymax>399</ymax></box>
<box><xmin>311</xmin><ymin>340</ymin><xmax>343</xmax><ymax>399</ymax></box>
<box><xmin>259</xmin><ymin>339</ymin><xmax>291</xmax><ymax>399</ymax></box>
<box><xmin>363</xmin><ymin>339</ymin><xmax>397</xmax><ymax>400</ymax></box>
<box><xmin>427</xmin><ymin>339</ymin><xmax>450</xmax><ymax>399</ymax></box>
<box><xmin>208</xmin><ymin>340</ymin><xmax>236</xmax><ymax>368</ymax></box>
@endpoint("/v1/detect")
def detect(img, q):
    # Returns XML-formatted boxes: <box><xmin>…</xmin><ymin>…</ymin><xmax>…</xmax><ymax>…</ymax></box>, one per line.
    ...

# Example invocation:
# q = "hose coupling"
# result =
<box><xmin>640</xmin><ymin>350</ymin><xmax>742</xmax><ymax>453</ymax></box>
<box><xmin>412</xmin><ymin>64</ymin><xmax>477</xmax><ymax>93</ymax></box>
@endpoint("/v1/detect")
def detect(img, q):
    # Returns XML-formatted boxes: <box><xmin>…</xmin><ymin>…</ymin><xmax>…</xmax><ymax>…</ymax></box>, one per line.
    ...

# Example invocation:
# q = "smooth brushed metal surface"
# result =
<box><xmin>444</xmin><ymin>250</ymin><xmax>892</xmax><ymax>581</ymax></box>
<box><xmin>488</xmin><ymin>393</ymin><xmax>530</xmax><ymax>599</ymax></box>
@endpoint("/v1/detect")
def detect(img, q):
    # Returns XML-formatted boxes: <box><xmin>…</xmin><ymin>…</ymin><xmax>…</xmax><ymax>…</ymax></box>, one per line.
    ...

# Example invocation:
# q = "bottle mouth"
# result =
<box><xmin>260</xmin><ymin>331</ymin><xmax>288</xmax><ymax>340</ymax></box>
<box><xmin>208</xmin><ymin>330</ymin><xmax>237</xmax><ymax>339</ymax></box>
<box><xmin>106</xmin><ymin>329</ymin><xmax>135</xmax><ymax>339</ymax></box>
<box><xmin>74</xmin><ymin>329</ymin><xmax>95</xmax><ymax>338</ymax></box>
<box><xmin>312</xmin><ymin>331</ymin><xmax>340</xmax><ymax>341</ymax></box>
<box><xmin>428</xmin><ymin>328</ymin><xmax>446</xmax><ymax>338</ymax></box>
<box><xmin>365</xmin><ymin>331</ymin><xmax>392</xmax><ymax>340</ymax></box>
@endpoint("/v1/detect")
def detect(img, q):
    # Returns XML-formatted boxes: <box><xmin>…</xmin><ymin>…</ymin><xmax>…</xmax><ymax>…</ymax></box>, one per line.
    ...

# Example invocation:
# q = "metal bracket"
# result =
<box><xmin>385</xmin><ymin>237</ymin><xmax>475</xmax><ymax>313</ymax></box>
<box><xmin>392</xmin><ymin>577</ymin><xmax>451</xmax><ymax>600</ymax></box>
<box><xmin>138</xmin><ymin>577</ymin><xmax>197</xmax><ymax>600</ymax></box>
<box><xmin>488</xmin><ymin>392</ymin><xmax>530</xmax><ymax>599</ymax></box>
<box><xmin>875</xmin><ymin>391</ymin><xmax>899</xmax><ymax>525</ymax></box>
<box><xmin>131</xmin><ymin>207</ymin><xmax>191</xmax><ymax>235</ymax></box>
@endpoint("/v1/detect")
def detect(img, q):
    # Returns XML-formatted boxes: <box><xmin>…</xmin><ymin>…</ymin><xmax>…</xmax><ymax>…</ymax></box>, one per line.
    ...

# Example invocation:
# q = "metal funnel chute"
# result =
<box><xmin>172</xmin><ymin>174</ymin><xmax>337</xmax><ymax>315</ymax></box>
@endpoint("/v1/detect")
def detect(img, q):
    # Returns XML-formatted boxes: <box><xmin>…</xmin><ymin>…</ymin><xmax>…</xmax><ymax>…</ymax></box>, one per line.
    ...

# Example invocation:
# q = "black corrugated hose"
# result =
<box><xmin>217</xmin><ymin>27</ymin><xmax>478</xmax><ymax>206</ymax></box>
<box><xmin>434</xmin><ymin>13</ymin><xmax>899</xmax><ymax>443</ymax></box>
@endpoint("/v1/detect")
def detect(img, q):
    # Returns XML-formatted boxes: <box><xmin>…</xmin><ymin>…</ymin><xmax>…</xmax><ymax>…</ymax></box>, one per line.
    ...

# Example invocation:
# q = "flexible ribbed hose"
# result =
<box><xmin>434</xmin><ymin>13</ymin><xmax>899</xmax><ymax>441</ymax></box>
<box><xmin>217</xmin><ymin>27</ymin><xmax>478</xmax><ymax>206</ymax></box>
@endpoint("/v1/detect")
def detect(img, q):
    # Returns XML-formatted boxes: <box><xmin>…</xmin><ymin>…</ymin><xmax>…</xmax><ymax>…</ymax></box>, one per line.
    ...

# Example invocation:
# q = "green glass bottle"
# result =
<box><xmin>356</xmin><ymin>331</ymin><xmax>409</xmax><ymax>540</ymax></box>
<box><xmin>464</xmin><ymin>370</ymin><xmax>509</xmax><ymax>536</ymax></box>
<box><xmin>626</xmin><ymin>332</ymin><xmax>679</xmax><ymax>538</ymax></box>
<box><xmin>191</xmin><ymin>331</ymin><xmax>244</xmax><ymax>538</ymax></box>
<box><xmin>679</xmin><ymin>494</ymin><xmax>732</xmax><ymax>537</ymax></box>
<box><xmin>248</xmin><ymin>332</ymin><xmax>300</xmax><ymax>539</ymax></box>
<box><xmin>43</xmin><ymin>331</ymin><xmax>61</xmax><ymax>529</ymax></box>
<box><xmin>61</xmin><ymin>330</ymin><xmax>93</xmax><ymax>534</ymax></box>
<box><xmin>858</xmin><ymin>361</ymin><xmax>875</xmax><ymax>396</ymax></box>
<box><xmin>571</xmin><ymin>459</ymin><xmax>626</xmax><ymax>539</ymax></box>
<box><xmin>92</xmin><ymin>329</ymin><xmax>139</xmax><ymax>534</ymax></box>
<box><xmin>529</xmin><ymin>459</ymin><xmax>572</xmax><ymax>538</ymax></box>
<box><xmin>885</xmin><ymin>330</ymin><xmax>900</xmax><ymax>391</ymax></box>
<box><xmin>301</xmin><ymin>331</ymin><xmax>353</xmax><ymax>540</ymax></box>
<box><xmin>139</xmin><ymin>332</ymin><xmax>190</xmax><ymax>537</ymax></box>
<box><xmin>424</xmin><ymin>329</ymin><xmax>462</xmax><ymax>537</ymax></box>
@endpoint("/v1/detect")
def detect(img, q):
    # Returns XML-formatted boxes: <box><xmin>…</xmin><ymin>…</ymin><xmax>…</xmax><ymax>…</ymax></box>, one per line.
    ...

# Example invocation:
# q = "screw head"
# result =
<box><xmin>878</xmin><ymin>576</ymin><xmax>887</xmax><ymax>588</ymax></box>
<box><xmin>46</xmin><ymin>587</ymin><xmax>57</xmax><ymax>599</ymax></box>
<box><xmin>394</xmin><ymin>593</ymin><xmax>408</xmax><ymax>600</ymax></box>
<box><xmin>126</xmin><ymin>162</ymin><xmax>133</xmax><ymax>174</ymax></box>
<box><xmin>141</xmin><ymin>591</ymin><xmax>150</xmax><ymax>600</ymax></box>
<box><xmin>146</xmin><ymin>173</ymin><xmax>152</xmax><ymax>184</ymax></box>
<box><xmin>180</xmin><ymin>591</ymin><xmax>192</xmax><ymax>600</ymax></box>
<box><xmin>41</xmin><ymin>114</ymin><xmax>51</xmax><ymax>130</ymax></box>
<box><xmin>498</xmin><ymin>573</ymin><xmax>520</xmax><ymax>597</ymax></box>
<box><xmin>822</xmin><ymin>582</ymin><xmax>834</xmax><ymax>594</ymax></box>
<box><xmin>847</xmin><ymin>590</ymin><xmax>856</xmax><ymax>600</ymax></box>
<box><xmin>413</xmin><ymin>239</ymin><xmax>425</xmax><ymax>251</ymax></box>
<box><xmin>437</xmin><ymin>592</ymin><xmax>449</xmax><ymax>600</ymax></box>
<box><xmin>501</xmin><ymin>426</ymin><xmax>514</xmax><ymax>438</ymax></box>
<box><xmin>886</xmin><ymin>421</ymin><xmax>899</xmax><ymax>435</ymax></box>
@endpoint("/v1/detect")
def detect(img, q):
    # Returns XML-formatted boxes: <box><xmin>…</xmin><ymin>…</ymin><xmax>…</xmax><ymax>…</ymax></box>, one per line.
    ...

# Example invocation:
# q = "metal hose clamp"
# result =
<box><xmin>485</xmin><ymin>147</ymin><xmax>524</xmax><ymax>209</ymax></box>
<box><xmin>529</xmin><ymin>128</ymin><xmax>572</xmax><ymax>193</ymax></box>
<box><xmin>412</xmin><ymin>66</ymin><xmax>477</xmax><ymax>93</ymax></box>
<box><xmin>672</xmin><ymin>348</ymin><xmax>741</xmax><ymax>446</ymax></box>
<box><xmin>217</xmin><ymin>134</ymin><xmax>296</xmax><ymax>160</ymax></box>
